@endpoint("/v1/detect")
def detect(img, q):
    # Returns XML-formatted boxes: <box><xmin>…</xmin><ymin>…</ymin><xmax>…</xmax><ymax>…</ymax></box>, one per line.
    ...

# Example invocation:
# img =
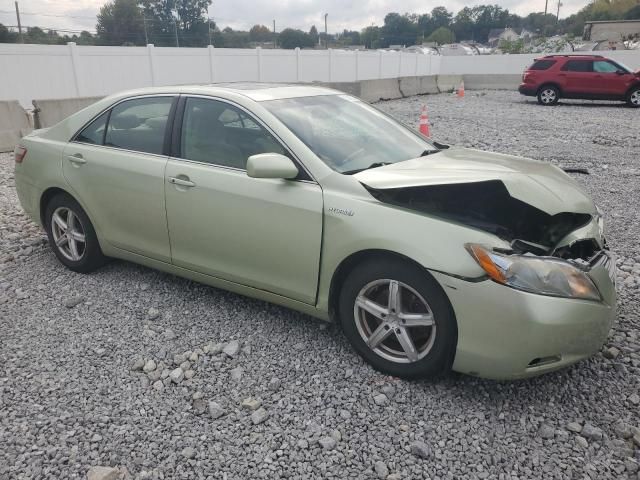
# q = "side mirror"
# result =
<box><xmin>246</xmin><ymin>153</ymin><xmax>299</xmax><ymax>180</ymax></box>
<box><xmin>616</xmin><ymin>69</ymin><xmax>626</xmax><ymax>75</ymax></box>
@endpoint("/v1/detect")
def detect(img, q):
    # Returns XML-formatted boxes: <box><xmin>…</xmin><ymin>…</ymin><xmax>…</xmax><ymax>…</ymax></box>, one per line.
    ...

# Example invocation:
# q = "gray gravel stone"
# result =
<box><xmin>223</xmin><ymin>340</ymin><xmax>240</xmax><ymax>357</ymax></box>
<box><xmin>169</xmin><ymin>367</ymin><xmax>184</xmax><ymax>384</ymax></box>
<box><xmin>410</xmin><ymin>440</ymin><xmax>432</xmax><ymax>459</ymax></box>
<box><xmin>374</xmin><ymin>460</ymin><xmax>389</xmax><ymax>479</ymax></box>
<box><xmin>241</xmin><ymin>397</ymin><xmax>261</xmax><ymax>411</ymax></box>
<box><xmin>373</xmin><ymin>393</ymin><xmax>388</xmax><ymax>406</ymax></box>
<box><xmin>539</xmin><ymin>423</ymin><xmax>555</xmax><ymax>439</ymax></box>
<box><xmin>251</xmin><ymin>407</ymin><xmax>269</xmax><ymax>425</ymax></box>
<box><xmin>181</xmin><ymin>447</ymin><xmax>196</xmax><ymax>459</ymax></box>
<box><xmin>208</xmin><ymin>401</ymin><xmax>225</xmax><ymax>419</ymax></box>
<box><xmin>566</xmin><ymin>422</ymin><xmax>582</xmax><ymax>433</ymax></box>
<box><xmin>147</xmin><ymin>307</ymin><xmax>160</xmax><ymax>320</ymax></box>
<box><xmin>64</xmin><ymin>296</ymin><xmax>84</xmax><ymax>309</ymax></box>
<box><xmin>130</xmin><ymin>356</ymin><xmax>145</xmax><ymax>371</ymax></box>
<box><xmin>581</xmin><ymin>423</ymin><xmax>604</xmax><ymax>441</ymax></box>
<box><xmin>87</xmin><ymin>466</ymin><xmax>120</xmax><ymax>480</ymax></box>
<box><xmin>142</xmin><ymin>359</ymin><xmax>156</xmax><ymax>373</ymax></box>
<box><xmin>318</xmin><ymin>436</ymin><xmax>336</xmax><ymax>450</ymax></box>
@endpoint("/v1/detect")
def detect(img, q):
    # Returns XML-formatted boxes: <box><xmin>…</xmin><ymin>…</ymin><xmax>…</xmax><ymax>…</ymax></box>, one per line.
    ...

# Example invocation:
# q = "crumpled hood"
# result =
<box><xmin>354</xmin><ymin>146</ymin><xmax>596</xmax><ymax>216</ymax></box>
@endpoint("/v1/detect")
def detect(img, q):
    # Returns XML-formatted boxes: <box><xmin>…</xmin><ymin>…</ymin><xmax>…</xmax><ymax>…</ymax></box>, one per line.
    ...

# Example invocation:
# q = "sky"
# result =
<box><xmin>0</xmin><ymin>0</ymin><xmax>590</xmax><ymax>35</ymax></box>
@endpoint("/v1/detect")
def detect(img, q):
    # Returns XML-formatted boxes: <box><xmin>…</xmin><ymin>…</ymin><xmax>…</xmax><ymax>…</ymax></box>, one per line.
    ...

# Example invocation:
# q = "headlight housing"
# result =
<box><xmin>466</xmin><ymin>244</ymin><xmax>601</xmax><ymax>301</ymax></box>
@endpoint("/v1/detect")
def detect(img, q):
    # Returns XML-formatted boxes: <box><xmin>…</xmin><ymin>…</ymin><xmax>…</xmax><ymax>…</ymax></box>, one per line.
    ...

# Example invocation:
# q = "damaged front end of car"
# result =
<box><xmin>364</xmin><ymin>179</ymin><xmax>615</xmax><ymax>301</ymax></box>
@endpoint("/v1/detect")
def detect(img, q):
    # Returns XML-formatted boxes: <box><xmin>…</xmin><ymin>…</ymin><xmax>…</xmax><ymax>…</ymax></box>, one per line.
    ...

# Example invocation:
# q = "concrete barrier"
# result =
<box><xmin>418</xmin><ymin>76</ymin><xmax>439</xmax><ymax>95</ymax></box>
<box><xmin>33</xmin><ymin>96</ymin><xmax>103</xmax><ymax>129</ymax></box>
<box><xmin>359</xmin><ymin>78</ymin><xmax>403</xmax><ymax>102</ymax></box>
<box><xmin>0</xmin><ymin>101</ymin><xmax>32</xmax><ymax>153</ymax></box>
<box><xmin>324</xmin><ymin>82</ymin><xmax>362</xmax><ymax>97</ymax></box>
<box><xmin>463</xmin><ymin>74</ymin><xmax>522</xmax><ymax>91</ymax></box>
<box><xmin>398</xmin><ymin>77</ymin><xmax>420</xmax><ymax>97</ymax></box>
<box><xmin>436</xmin><ymin>75</ymin><xmax>463</xmax><ymax>93</ymax></box>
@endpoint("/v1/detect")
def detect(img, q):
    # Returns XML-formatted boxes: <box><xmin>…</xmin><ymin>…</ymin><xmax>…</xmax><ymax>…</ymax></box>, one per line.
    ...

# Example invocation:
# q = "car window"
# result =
<box><xmin>104</xmin><ymin>97</ymin><xmax>173</xmax><ymax>155</ymax></box>
<box><xmin>562</xmin><ymin>60</ymin><xmax>592</xmax><ymax>72</ymax></box>
<box><xmin>180</xmin><ymin>97</ymin><xmax>287</xmax><ymax>170</ymax></box>
<box><xmin>593</xmin><ymin>60</ymin><xmax>619</xmax><ymax>73</ymax></box>
<box><xmin>75</xmin><ymin>111</ymin><xmax>109</xmax><ymax>145</ymax></box>
<box><xmin>529</xmin><ymin>60</ymin><xmax>555</xmax><ymax>71</ymax></box>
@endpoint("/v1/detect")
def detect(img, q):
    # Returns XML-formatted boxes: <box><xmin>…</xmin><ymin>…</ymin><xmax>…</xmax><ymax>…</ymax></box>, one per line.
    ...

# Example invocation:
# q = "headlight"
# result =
<box><xmin>466</xmin><ymin>244</ymin><xmax>601</xmax><ymax>301</ymax></box>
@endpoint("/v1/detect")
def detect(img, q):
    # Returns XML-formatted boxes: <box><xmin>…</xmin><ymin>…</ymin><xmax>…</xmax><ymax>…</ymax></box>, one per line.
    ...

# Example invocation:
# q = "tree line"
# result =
<box><xmin>0</xmin><ymin>0</ymin><xmax>638</xmax><ymax>48</ymax></box>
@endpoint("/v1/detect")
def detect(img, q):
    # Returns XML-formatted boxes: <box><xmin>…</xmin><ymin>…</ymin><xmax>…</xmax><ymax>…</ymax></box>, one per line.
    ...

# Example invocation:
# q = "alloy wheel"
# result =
<box><xmin>51</xmin><ymin>207</ymin><xmax>86</xmax><ymax>262</ymax></box>
<box><xmin>630</xmin><ymin>90</ymin><xmax>640</xmax><ymax>106</ymax></box>
<box><xmin>353</xmin><ymin>279</ymin><xmax>436</xmax><ymax>364</ymax></box>
<box><xmin>540</xmin><ymin>88</ymin><xmax>557</xmax><ymax>104</ymax></box>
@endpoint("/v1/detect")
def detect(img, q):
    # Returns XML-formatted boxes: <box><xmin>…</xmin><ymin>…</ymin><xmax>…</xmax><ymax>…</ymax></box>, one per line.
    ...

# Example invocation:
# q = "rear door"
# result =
<box><xmin>63</xmin><ymin>95</ymin><xmax>176</xmax><ymax>262</ymax></box>
<box><xmin>559</xmin><ymin>59</ymin><xmax>594</xmax><ymax>95</ymax></box>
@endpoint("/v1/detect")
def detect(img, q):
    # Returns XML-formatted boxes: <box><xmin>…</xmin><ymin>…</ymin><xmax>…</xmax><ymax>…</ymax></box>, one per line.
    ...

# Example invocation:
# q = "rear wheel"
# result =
<box><xmin>537</xmin><ymin>85</ymin><xmax>559</xmax><ymax>106</ymax></box>
<box><xmin>626</xmin><ymin>86</ymin><xmax>640</xmax><ymax>108</ymax></box>
<box><xmin>338</xmin><ymin>258</ymin><xmax>457</xmax><ymax>379</ymax></box>
<box><xmin>45</xmin><ymin>193</ymin><xmax>106</xmax><ymax>273</ymax></box>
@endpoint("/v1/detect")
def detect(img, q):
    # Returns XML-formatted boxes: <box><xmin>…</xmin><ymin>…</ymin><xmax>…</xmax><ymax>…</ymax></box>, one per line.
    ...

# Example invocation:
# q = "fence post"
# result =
<box><xmin>208</xmin><ymin>44</ymin><xmax>215</xmax><ymax>83</ymax></box>
<box><xmin>354</xmin><ymin>50</ymin><xmax>359</xmax><ymax>81</ymax></box>
<box><xmin>67</xmin><ymin>42</ymin><xmax>81</xmax><ymax>96</ymax></box>
<box><xmin>415</xmin><ymin>52</ymin><xmax>419</xmax><ymax>76</ymax></box>
<box><xmin>256</xmin><ymin>47</ymin><xmax>262</xmax><ymax>82</ymax></box>
<box><xmin>295</xmin><ymin>47</ymin><xmax>300</xmax><ymax>82</ymax></box>
<box><xmin>147</xmin><ymin>44</ymin><xmax>156</xmax><ymax>86</ymax></box>
<box><xmin>398</xmin><ymin>51</ymin><xmax>402</xmax><ymax>77</ymax></box>
<box><xmin>328</xmin><ymin>48</ymin><xmax>333</xmax><ymax>82</ymax></box>
<box><xmin>378</xmin><ymin>50</ymin><xmax>383</xmax><ymax>79</ymax></box>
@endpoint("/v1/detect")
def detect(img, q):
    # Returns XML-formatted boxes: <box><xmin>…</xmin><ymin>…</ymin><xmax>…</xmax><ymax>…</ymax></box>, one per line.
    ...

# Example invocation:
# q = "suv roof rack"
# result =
<box><xmin>542</xmin><ymin>54</ymin><xmax>604</xmax><ymax>59</ymax></box>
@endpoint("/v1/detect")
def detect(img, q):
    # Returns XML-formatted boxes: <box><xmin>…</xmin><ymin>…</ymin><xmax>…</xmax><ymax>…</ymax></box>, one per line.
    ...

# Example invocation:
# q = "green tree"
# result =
<box><xmin>426</xmin><ymin>26</ymin><xmax>455</xmax><ymax>45</ymax></box>
<box><xmin>249</xmin><ymin>24</ymin><xmax>272</xmax><ymax>43</ymax></box>
<box><xmin>624</xmin><ymin>5</ymin><xmax>640</xmax><ymax>19</ymax></box>
<box><xmin>97</xmin><ymin>0</ymin><xmax>145</xmax><ymax>45</ymax></box>
<box><xmin>278</xmin><ymin>28</ymin><xmax>314</xmax><ymax>49</ymax></box>
<box><xmin>0</xmin><ymin>23</ymin><xmax>17</xmax><ymax>43</ymax></box>
<box><xmin>380</xmin><ymin>13</ymin><xmax>418</xmax><ymax>47</ymax></box>
<box><xmin>360</xmin><ymin>25</ymin><xmax>380</xmax><ymax>49</ymax></box>
<box><xmin>141</xmin><ymin>0</ymin><xmax>212</xmax><ymax>46</ymax></box>
<box><xmin>309</xmin><ymin>25</ymin><xmax>319</xmax><ymax>46</ymax></box>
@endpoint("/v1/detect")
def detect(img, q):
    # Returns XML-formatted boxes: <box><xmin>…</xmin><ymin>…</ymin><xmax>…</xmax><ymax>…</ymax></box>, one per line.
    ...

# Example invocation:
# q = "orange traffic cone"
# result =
<box><xmin>457</xmin><ymin>80</ymin><xmax>465</xmax><ymax>98</ymax></box>
<box><xmin>418</xmin><ymin>105</ymin><xmax>430</xmax><ymax>137</ymax></box>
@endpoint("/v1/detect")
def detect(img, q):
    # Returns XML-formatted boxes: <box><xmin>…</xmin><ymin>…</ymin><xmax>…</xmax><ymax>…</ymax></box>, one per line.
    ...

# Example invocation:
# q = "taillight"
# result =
<box><xmin>14</xmin><ymin>146</ymin><xmax>27</xmax><ymax>163</ymax></box>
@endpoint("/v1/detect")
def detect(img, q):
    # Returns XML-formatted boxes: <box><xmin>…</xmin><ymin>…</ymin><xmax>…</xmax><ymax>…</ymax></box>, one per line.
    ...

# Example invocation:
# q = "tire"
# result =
<box><xmin>537</xmin><ymin>85</ymin><xmax>560</xmax><ymax>106</ymax></box>
<box><xmin>338</xmin><ymin>258</ymin><xmax>457</xmax><ymax>379</ymax></box>
<box><xmin>44</xmin><ymin>193</ymin><xmax>106</xmax><ymax>273</ymax></box>
<box><xmin>626</xmin><ymin>86</ymin><xmax>640</xmax><ymax>108</ymax></box>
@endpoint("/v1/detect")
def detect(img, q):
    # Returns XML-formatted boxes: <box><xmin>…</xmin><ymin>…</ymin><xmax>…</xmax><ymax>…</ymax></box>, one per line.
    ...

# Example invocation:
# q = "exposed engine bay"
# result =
<box><xmin>365</xmin><ymin>180</ymin><xmax>604</xmax><ymax>262</ymax></box>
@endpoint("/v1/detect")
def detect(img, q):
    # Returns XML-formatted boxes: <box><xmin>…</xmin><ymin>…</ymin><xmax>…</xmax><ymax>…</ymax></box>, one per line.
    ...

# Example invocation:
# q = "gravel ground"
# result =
<box><xmin>1</xmin><ymin>90</ymin><xmax>639</xmax><ymax>480</ymax></box>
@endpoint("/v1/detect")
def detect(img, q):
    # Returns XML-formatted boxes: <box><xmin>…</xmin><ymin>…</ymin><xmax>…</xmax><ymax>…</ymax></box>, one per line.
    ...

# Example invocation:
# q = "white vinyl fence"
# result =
<box><xmin>1</xmin><ymin>42</ymin><xmax>639</xmax><ymax>109</ymax></box>
<box><xmin>0</xmin><ymin>43</ymin><xmax>441</xmax><ymax>108</ymax></box>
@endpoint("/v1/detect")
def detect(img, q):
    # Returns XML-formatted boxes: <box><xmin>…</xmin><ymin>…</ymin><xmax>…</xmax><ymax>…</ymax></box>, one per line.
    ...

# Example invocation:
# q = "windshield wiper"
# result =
<box><xmin>419</xmin><ymin>148</ymin><xmax>441</xmax><ymax>157</ymax></box>
<box><xmin>343</xmin><ymin>162</ymin><xmax>392</xmax><ymax>175</ymax></box>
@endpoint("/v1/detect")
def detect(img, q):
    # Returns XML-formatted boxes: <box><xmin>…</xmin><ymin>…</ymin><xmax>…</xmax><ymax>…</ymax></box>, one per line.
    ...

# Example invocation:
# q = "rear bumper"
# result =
<box><xmin>431</xmin><ymin>254</ymin><xmax>616</xmax><ymax>380</ymax></box>
<box><xmin>518</xmin><ymin>84</ymin><xmax>537</xmax><ymax>96</ymax></box>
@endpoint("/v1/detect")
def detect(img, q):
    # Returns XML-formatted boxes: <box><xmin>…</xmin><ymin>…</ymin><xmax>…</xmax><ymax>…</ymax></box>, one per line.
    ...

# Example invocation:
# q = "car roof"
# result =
<box><xmin>106</xmin><ymin>83</ymin><xmax>342</xmax><ymax>102</ymax></box>
<box><xmin>539</xmin><ymin>54</ymin><xmax>606</xmax><ymax>60</ymax></box>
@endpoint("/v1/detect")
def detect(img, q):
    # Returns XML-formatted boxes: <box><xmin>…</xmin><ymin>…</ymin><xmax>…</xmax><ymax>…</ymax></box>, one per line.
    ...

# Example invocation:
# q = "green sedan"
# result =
<box><xmin>14</xmin><ymin>84</ymin><xmax>617</xmax><ymax>380</ymax></box>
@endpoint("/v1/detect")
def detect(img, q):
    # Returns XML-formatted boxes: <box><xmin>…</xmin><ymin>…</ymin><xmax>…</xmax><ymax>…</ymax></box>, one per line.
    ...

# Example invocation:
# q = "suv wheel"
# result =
<box><xmin>338</xmin><ymin>258</ymin><xmax>456</xmax><ymax>379</ymax></box>
<box><xmin>45</xmin><ymin>193</ymin><xmax>106</xmax><ymax>273</ymax></box>
<box><xmin>537</xmin><ymin>85</ymin><xmax>559</xmax><ymax>106</ymax></box>
<box><xmin>626</xmin><ymin>86</ymin><xmax>640</xmax><ymax>108</ymax></box>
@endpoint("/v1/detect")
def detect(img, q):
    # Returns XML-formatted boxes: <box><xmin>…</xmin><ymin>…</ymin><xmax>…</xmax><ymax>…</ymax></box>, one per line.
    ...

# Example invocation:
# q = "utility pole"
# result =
<box><xmin>556</xmin><ymin>0</ymin><xmax>562</xmax><ymax>23</ymax></box>
<box><xmin>324</xmin><ymin>13</ymin><xmax>328</xmax><ymax>49</ymax></box>
<box><xmin>174</xmin><ymin>20</ymin><xmax>179</xmax><ymax>47</ymax></box>
<box><xmin>14</xmin><ymin>1</ymin><xmax>23</xmax><ymax>43</ymax></box>
<box><xmin>143</xmin><ymin>15</ymin><xmax>149</xmax><ymax>44</ymax></box>
<box><xmin>544</xmin><ymin>0</ymin><xmax>548</xmax><ymax>15</ymax></box>
<box><xmin>273</xmin><ymin>20</ymin><xmax>276</xmax><ymax>49</ymax></box>
<box><xmin>208</xmin><ymin>19</ymin><xmax>212</xmax><ymax>46</ymax></box>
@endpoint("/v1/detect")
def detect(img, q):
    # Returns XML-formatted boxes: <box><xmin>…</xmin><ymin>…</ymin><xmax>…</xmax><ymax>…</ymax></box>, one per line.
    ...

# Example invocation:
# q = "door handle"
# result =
<box><xmin>168</xmin><ymin>176</ymin><xmax>196</xmax><ymax>188</ymax></box>
<box><xmin>67</xmin><ymin>154</ymin><xmax>86</xmax><ymax>165</ymax></box>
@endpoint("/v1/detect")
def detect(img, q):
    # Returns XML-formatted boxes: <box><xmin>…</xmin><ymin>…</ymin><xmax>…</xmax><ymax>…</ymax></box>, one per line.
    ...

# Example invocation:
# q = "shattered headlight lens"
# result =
<box><xmin>466</xmin><ymin>244</ymin><xmax>601</xmax><ymax>301</ymax></box>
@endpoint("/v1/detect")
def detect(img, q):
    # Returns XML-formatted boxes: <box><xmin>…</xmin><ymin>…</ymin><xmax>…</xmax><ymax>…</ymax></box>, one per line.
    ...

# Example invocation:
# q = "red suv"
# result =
<box><xmin>519</xmin><ymin>54</ymin><xmax>640</xmax><ymax>107</ymax></box>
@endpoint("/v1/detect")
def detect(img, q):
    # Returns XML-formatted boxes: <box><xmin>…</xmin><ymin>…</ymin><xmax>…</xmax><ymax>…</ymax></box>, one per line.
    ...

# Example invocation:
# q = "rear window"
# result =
<box><xmin>562</xmin><ymin>60</ymin><xmax>592</xmax><ymax>72</ymax></box>
<box><xmin>529</xmin><ymin>60</ymin><xmax>556</xmax><ymax>71</ymax></box>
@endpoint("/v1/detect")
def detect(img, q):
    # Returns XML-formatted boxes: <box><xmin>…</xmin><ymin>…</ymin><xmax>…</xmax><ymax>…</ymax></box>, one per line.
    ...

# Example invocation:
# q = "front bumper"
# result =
<box><xmin>518</xmin><ymin>84</ymin><xmax>537</xmax><ymax>96</ymax></box>
<box><xmin>432</xmin><ymin>252</ymin><xmax>616</xmax><ymax>380</ymax></box>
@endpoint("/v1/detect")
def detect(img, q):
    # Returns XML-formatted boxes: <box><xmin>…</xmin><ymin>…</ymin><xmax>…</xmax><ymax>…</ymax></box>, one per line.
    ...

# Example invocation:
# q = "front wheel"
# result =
<box><xmin>45</xmin><ymin>193</ymin><xmax>106</xmax><ymax>273</ymax></box>
<box><xmin>338</xmin><ymin>258</ymin><xmax>457</xmax><ymax>379</ymax></box>
<box><xmin>626</xmin><ymin>87</ymin><xmax>640</xmax><ymax>108</ymax></box>
<box><xmin>537</xmin><ymin>85</ymin><xmax>560</xmax><ymax>106</ymax></box>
